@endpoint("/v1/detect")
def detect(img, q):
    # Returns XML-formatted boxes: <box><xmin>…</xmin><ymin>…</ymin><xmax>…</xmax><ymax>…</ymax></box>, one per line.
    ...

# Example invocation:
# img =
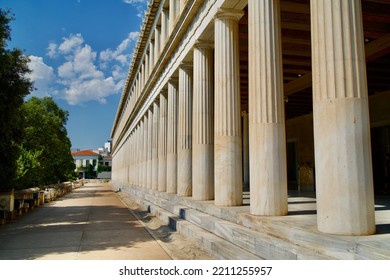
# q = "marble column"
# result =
<box><xmin>152</xmin><ymin>100</ymin><xmax>160</xmax><ymax>190</ymax></box>
<box><xmin>180</xmin><ymin>0</ymin><xmax>186</xmax><ymax>12</ymax></box>
<box><xmin>214</xmin><ymin>9</ymin><xmax>244</xmax><ymax>206</ymax></box>
<box><xmin>169</xmin><ymin>0</ymin><xmax>179</xmax><ymax>34</ymax></box>
<box><xmin>147</xmin><ymin>107</ymin><xmax>153</xmax><ymax>189</ymax></box>
<box><xmin>143</xmin><ymin>115</ymin><xmax>148</xmax><ymax>188</ymax></box>
<box><xmin>248</xmin><ymin>0</ymin><xmax>288</xmax><ymax>216</ymax></box>
<box><xmin>141</xmin><ymin>62</ymin><xmax>145</xmax><ymax>89</ymax></box>
<box><xmin>145</xmin><ymin>54</ymin><xmax>150</xmax><ymax>81</ymax></box>
<box><xmin>161</xmin><ymin>8</ymin><xmax>169</xmax><ymax>49</ymax></box>
<box><xmin>167</xmin><ymin>78</ymin><xmax>179</xmax><ymax>194</ymax></box>
<box><xmin>242</xmin><ymin>111</ymin><xmax>249</xmax><ymax>190</ymax></box>
<box><xmin>135</xmin><ymin>124</ymin><xmax>140</xmax><ymax>186</ymax></box>
<box><xmin>158</xmin><ymin>91</ymin><xmax>168</xmax><ymax>192</ymax></box>
<box><xmin>150</xmin><ymin>41</ymin><xmax>155</xmax><ymax>71</ymax></box>
<box><xmin>311</xmin><ymin>0</ymin><xmax>375</xmax><ymax>235</ymax></box>
<box><xmin>193</xmin><ymin>42</ymin><xmax>214</xmax><ymax>200</ymax></box>
<box><xmin>155</xmin><ymin>26</ymin><xmax>161</xmax><ymax>62</ymax></box>
<box><xmin>177</xmin><ymin>63</ymin><xmax>193</xmax><ymax>197</ymax></box>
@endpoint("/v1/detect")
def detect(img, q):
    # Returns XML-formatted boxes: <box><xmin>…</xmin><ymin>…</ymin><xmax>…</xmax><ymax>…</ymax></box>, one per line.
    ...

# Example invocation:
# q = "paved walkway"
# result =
<box><xmin>0</xmin><ymin>183</ymin><xmax>171</xmax><ymax>260</ymax></box>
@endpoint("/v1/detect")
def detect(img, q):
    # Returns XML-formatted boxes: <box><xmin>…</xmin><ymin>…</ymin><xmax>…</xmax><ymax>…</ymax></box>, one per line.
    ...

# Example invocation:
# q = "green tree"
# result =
<box><xmin>17</xmin><ymin>97</ymin><xmax>76</xmax><ymax>187</ymax></box>
<box><xmin>0</xmin><ymin>8</ymin><xmax>33</xmax><ymax>191</ymax></box>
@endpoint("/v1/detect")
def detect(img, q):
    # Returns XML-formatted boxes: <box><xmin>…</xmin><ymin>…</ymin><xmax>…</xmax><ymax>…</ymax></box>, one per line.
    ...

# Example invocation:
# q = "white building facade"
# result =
<box><xmin>111</xmin><ymin>0</ymin><xmax>390</xmax><ymax>242</ymax></box>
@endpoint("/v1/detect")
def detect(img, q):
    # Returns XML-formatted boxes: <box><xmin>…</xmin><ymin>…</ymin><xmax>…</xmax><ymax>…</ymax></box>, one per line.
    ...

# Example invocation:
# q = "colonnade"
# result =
<box><xmin>112</xmin><ymin>0</ymin><xmax>376</xmax><ymax>236</ymax></box>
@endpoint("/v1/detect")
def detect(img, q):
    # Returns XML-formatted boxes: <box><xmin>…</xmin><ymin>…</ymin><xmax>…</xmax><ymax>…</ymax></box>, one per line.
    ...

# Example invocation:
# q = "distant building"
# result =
<box><xmin>71</xmin><ymin>149</ymin><xmax>100</xmax><ymax>179</ymax></box>
<box><xmin>104</xmin><ymin>140</ymin><xmax>112</xmax><ymax>154</ymax></box>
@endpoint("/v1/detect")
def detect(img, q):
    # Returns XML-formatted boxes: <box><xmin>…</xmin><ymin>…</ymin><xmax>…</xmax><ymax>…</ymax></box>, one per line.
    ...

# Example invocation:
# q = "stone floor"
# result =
<box><xmin>0</xmin><ymin>182</ymin><xmax>212</xmax><ymax>260</ymax></box>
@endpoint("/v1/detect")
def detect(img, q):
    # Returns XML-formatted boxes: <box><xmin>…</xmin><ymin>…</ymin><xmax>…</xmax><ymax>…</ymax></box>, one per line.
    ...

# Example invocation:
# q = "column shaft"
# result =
<box><xmin>169</xmin><ymin>0</ymin><xmax>179</xmax><ymax>34</ymax></box>
<box><xmin>142</xmin><ymin>117</ymin><xmax>145</xmax><ymax>187</ymax></box>
<box><xmin>177</xmin><ymin>64</ymin><xmax>193</xmax><ymax>196</ymax></box>
<box><xmin>193</xmin><ymin>43</ymin><xmax>214</xmax><ymax>200</ymax></box>
<box><xmin>158</xmin><ymin>91</ymin><xmax>168</xmax><ymax>192</ymax></box>
<box><xmin>311</xmin><ymin>0</ymin><xmax>375</xmax><ymax>235</ymax></box>
<box><xmin>248</xmin><ymin>0</ymin><xmax>288</xmax><ymax>216</ymax></box>
<box><xmin>152</xmin><ymin>101</ymin><xmax>160</xmax><ymax>190</ymax></box>
<box><xmin>150</xmin><ymin>41</ymin><xmax>155</xmax><ymax>71</ymax></box>
<box><xmin>155</xmin><ymin>27</ymin><xmax>161</xmax><ymax>62</ymax></box>
<box><xmin>161</xmin><ymin>8</ymin><xmax>169</xmax><ymax>50</ymax></box>
<box><xmin>242</xmin><ymin>111</ymin><xmax>249</xmax><ymax>190</ymax></box>
<box><xmin>147</xmin><ymin>108</ymin><xmax>153</xmax><ymax>189</ymax></box>
<box><xmin>214</xmin><ymin>9</ymin><xmax>244</xmax><ymax>206</ymax></box>
<box><xmin>167</xmin><ymin>79</ymin><xmax>178</xmax><ymax>194</ymax></box>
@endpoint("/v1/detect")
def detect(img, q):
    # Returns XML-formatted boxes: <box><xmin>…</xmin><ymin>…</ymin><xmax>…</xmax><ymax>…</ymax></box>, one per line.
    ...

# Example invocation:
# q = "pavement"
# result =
<box><xmin>0</xmin><ymin>182</ymin><xmax>172</xmax><ymax>260</ymax></box>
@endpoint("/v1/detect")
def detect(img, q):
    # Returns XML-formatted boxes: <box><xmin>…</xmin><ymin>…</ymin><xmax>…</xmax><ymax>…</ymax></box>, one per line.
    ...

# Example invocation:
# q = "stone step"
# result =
<box><xmin>118</xmin><ymin>185</ymin><xmax>333</xmax><ymax>259</ymax></box>
<box><xmin>114</xmin><ymin>183</ymin><xmax>390</xmax><ymax>260</ymax></box>
<box><xmin>147</xmin><ymin>204</ymin><xmax>262</xmax><ymax>260</ymax></box>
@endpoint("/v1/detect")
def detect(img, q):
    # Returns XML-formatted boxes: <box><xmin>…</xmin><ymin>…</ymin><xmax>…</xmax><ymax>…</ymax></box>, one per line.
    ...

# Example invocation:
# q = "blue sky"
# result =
<box><xmin>1</xmin><ymin>0</ymin><xmax>148</xmax><ymax>150</ymax></box>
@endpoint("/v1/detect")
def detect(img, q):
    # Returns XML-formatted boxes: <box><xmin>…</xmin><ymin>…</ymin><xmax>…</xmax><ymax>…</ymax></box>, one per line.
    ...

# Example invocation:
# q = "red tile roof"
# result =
<box><xmin>71</xmin><ymin>149</ymin><xmax>99</xmax><ymax>156</ymax></box>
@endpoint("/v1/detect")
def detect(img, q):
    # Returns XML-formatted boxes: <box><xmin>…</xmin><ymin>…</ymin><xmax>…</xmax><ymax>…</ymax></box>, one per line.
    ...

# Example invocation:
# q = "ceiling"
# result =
<box><xmin>238</xmin><ymin>0</ymin><xmax>390</xmax><ymax>120</ymax></box>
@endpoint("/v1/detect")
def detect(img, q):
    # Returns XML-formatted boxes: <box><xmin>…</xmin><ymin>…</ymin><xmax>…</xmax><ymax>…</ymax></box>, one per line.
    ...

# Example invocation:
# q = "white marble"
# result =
<box><xmin>169</xmin><ymin>0</ymin><xmax>179</xmax><ymax>34</ymax></box>
<box><xmin>192</xmin><ymin>42</ymin><xmax>214</xmax><ymax>201</ymax></box>
<box><xmin>242</xmin><ymin>111</ymin><xmax>249</xmax><ymax>189</ymax></box>
<box><xmin>158</xmin><ymin>91</ymin><xmax>168</xmax><ymax>192</ymax></box>
<box><xmin>248</xmin><ymin>0</ymin><xmax>288</xmax><ymax>216</ymax></box>
<box><xmin>167</xmin><ymin>79</ymin><xmax>178</xmax><ymax>194</ymax></box>
<box><xmin>214</xmin><ymin>9</ymin><xmax>244</xmax><ymax>206</ymax></box>
<box><xmin>311</xmin><ymin>0</ymin><xmax>375</xmax><ymax>235</ymax></box>
<box><xmin>161</xmin><ymin>8</ymin><xmax>169</xmax><ymax>50</ymax></box>
<box><xmin>152</xmin><ymin>101</ymin><xmax>159</xmax><ymax>190</ymax></box>
<box><xmin>177</xmin><ymin>64</ymin><xmax>193</xmax><ymax>197</ymax></box>
<box><xmin>143</xmin><ymin>116</ymin><xmax>148</xmax><ymax>188</ymax></box>
<box><xmin>154</xmin><ymin>26</ymin><xmax>161</xmax><ymax>63</ymax></box>
<box><xmin>147</xmin><ymin>108</ymin><xmax>153</xmax><ymax>189</ymax></box>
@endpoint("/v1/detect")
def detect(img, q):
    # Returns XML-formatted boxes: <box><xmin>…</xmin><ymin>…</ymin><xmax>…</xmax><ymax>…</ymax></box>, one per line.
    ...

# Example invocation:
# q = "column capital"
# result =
<box><xmin>215</xmin><ymin>8</ymin><xmax>244</xmax><ymax>21</ymax></box>
<box><xmin>168</xmin><ymin>77</ymin><xmax>178</xmax><ymax>84</ymax></box>
<box><xmin>153</xmin><ymin>97</ymin><xmax>160</xmax><ymax>105</ymax></box>
<box><xmin>179</xmin><ymin>61</ymin><xmax>193</xmax><ymax>70</ymax></box>
<box><xmin>194</xmin><ymin>40</ymin><xmax>214</xmax><ymax>49</ymax></box>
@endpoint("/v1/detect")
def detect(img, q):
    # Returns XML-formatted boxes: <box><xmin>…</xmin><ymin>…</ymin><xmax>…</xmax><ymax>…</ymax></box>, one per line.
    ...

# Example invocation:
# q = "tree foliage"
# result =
<box><xmin>1</xmin><ymin>8</ymin><xmax>76</xmax><ymax>190</ymax></box>
<box><xmin>0</xmin><ymin>8</ymin><xmax>33</xmax><ymax>191</ymax></box>
<box><xmin>16</xmin><ymin>97</ymin><xmax>76</xmax><ymax>188</ymax></box>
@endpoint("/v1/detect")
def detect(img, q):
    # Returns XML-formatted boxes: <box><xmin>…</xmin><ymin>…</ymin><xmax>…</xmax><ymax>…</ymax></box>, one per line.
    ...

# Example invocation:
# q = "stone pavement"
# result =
<box><xmin>0</xmin><ymin>183</ymin><xmax>172</xmax><ymax>260</ymax></box>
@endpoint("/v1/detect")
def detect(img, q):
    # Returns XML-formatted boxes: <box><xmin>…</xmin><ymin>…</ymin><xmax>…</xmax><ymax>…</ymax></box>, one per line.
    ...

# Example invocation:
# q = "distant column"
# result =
<box><xmin>192</xmin><ymin>41</ymin><xmax>214</xmax><ymax>200</ymax></box>
<box><xmin>177</xmin><ymin>63</ymin><xmax>193</xmax><ymax>197</ymax></box>
<box><xmin>152</xmin><ymin>100</ymin><xmax>160</xmax><ymax>190</ymax></box>
<box><xmin>158</xmin><ymin>91</ymin><xmax>168</xmax><ymax>192</ymax></box>
<box><xmin>150</xmin><ymin>41</ymin><xmax>155</xmax><ymax>71</ymax></box>
<box><xmin>214</xmin><ymin>9</ymin><xmax>244</xmax><ymax>206</ymax></box>
<box><xmin>311</xmin><ymin>0</ymin><xmax>375</xmax><ymax>235</ymax></box>
<box><xmin>167</xmin><ymin>78</ymin><xmax>178</xmax><ymax>194</ymax></box>
<box><xmin>161</xmin><ymin>8</ymin><xmax>169</xmax><ymax>49</ymax></box>
<box><xmin>169</xmin><ymin>0</ymin><xmax>179</xmax><ymax>34</ymax></box>
<box><xmin>154</xmin><ymin>26</ymin><xmax>161</xmax><ymax>63</ymax></box>
<box><xmin>147</xmin><ymin>107</ymin><xmax>153</xmax><ymax>189</ymax></box>
<box><xmin>142</xmin><ymin>117</ymin><xmax>147</xmax><ymax>188</ymax></box>
<box><xmin>135</xmin><ymin>124</ymin><xmax>140</xmax><ymax>186</ymax></box>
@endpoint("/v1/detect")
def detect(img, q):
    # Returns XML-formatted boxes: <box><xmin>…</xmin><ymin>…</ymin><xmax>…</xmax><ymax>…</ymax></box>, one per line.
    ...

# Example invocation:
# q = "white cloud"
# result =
<box><xmin>64</xmin><ymin>77</ymin><xmax>116</xmax><ymax>105</ymax></box>
<box><xmin>122</xmin><ymin>0</ymin><xmax>148</xmax><ymax>18</ymax></box>
<box><xmin>46</xmin><ymin>43</ymin><xmax>58</xmax><ymax>58</ymax></box>
<box><xmin>123</xmin><ymin>0</ymin><xmax>147</xmax><ymax>4</ymax></box>
<box><xmin>100</xmin><ymin>31</ymin><xmax>139</xmax><ymax>66</ymax></box>
<box><xmin>38</xmin><ymin>29</ymin><xmax>140</xmax><ymax>106</ymax></box>
<box><xmin>58</xmin><ymin>33</ymin><xmax>84</xmax><ymax>54</ymax></box>
<box><xmin>27</xmin><ymin>56</ymin><xmax>55</xmax><ymax>98</ymax></box>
